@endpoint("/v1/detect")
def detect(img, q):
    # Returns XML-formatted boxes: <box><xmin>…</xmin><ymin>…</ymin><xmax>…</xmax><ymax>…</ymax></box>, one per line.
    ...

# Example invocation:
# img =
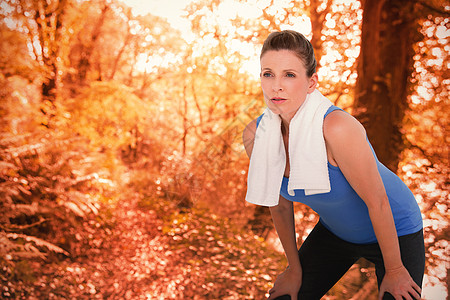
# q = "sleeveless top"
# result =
<box><xmin>256</xmin><ymin>106</ymin><xmax>422</xmax><ymax>244</ymax></box>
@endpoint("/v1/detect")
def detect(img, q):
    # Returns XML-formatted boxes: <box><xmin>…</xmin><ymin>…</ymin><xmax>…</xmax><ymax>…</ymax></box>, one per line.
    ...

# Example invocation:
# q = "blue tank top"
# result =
<box><xmin>256</xmin><ymin>106</ymin><xmax>423</xmax><ymax>244</ymax></box>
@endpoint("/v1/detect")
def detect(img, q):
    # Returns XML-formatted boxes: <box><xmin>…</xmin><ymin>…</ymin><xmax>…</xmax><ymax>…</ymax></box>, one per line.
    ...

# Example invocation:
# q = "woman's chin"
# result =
<box><xmin>267</xmin><ymin>106</ymin><xmax>283</xmax><ymax>115</ymax></box>
<box><xmin>264</xmin><ymin>102</ymin><xmax>283</xmax><ymax>114</ymax></box>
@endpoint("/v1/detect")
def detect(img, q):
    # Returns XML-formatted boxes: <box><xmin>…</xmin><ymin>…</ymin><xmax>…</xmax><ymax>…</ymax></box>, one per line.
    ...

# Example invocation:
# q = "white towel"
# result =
<box><xmin>245</xmin><ymin>89</ymin><xmax>333</xmax><ymax>207</ymax></box>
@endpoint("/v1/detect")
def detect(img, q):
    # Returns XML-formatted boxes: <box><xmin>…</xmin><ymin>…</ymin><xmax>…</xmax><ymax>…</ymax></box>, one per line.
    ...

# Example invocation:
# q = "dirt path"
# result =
<box><xmin>27</xmin><ymin>195</ymin><xmax>180</xmax><ymax>299</ymax></box>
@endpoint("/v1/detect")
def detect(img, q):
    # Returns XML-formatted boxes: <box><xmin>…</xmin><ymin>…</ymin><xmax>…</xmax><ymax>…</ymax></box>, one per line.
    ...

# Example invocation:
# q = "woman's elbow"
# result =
<box><xmin>366</xmin><ymin>195</ymin><xmax>391</xmax><ymax>214</ymax></box>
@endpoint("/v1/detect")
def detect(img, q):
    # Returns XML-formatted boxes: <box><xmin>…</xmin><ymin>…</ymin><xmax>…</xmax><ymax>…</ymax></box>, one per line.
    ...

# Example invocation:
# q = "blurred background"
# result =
<box><xmin>0</xmin><ymin>0</ymin><xmax>448</xmax><ymax>299</ymax></box>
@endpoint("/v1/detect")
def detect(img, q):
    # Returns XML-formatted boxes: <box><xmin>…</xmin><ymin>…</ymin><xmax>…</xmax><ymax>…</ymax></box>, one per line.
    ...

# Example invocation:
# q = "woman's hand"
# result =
<box><xmin>378</xmin><ymin>265</ymin><xmax>422</xmax><ymax>300</ymax></box>
<box><xmin>267</xmin><ymin>267</ymin><xmax>302</xmax><ymax>300</ymax></box>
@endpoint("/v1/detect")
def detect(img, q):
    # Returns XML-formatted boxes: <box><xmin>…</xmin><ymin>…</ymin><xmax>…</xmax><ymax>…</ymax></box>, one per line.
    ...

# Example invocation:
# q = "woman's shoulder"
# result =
<box><xmin>323</xmin><ymin>109</ymin><xmax>366</xmax><ymax>142</ymax></box>
<box><xmin>242</xmin><ymin>118</ymin><xmax>258</xmax><ymax>158</ymax></box>
<box><xmin>244</xmin><ymin>117</ymin><xmax>258</xmax><ymax>137</ymax></box>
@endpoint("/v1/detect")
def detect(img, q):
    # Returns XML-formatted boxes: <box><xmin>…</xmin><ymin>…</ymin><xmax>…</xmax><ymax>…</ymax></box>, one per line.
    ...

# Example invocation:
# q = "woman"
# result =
<box><xmin>243</xmin><ymin>30</ymin><xmax>425</xmax><ymax>300</ymax></box>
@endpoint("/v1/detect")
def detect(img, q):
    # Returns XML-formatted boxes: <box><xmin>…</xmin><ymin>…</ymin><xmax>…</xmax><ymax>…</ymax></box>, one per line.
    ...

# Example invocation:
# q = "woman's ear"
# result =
<box><xmin>307</xmin><ymin>73</ymin><xmax>318</xmax><ymax>93</ymax></box>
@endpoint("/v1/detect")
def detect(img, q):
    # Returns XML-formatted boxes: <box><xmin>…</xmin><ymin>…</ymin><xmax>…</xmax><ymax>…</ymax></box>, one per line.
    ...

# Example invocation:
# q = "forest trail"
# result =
<box><xmin>24</xmin><ymin>195</ymin><xmax>180</xmax><ymax>299</ymax></box>
<box><xmin>10</xmin><ymin>190</ymin><xmax>281</xmax><ymax>300</ymax></box>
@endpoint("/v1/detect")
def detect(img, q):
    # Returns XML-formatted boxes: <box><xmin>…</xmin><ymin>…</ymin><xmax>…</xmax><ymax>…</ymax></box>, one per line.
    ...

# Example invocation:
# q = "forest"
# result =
<box><xmin>0</xmin><ymin>0</ymin><xmax>448</xmax><ymax>299</ymax></box>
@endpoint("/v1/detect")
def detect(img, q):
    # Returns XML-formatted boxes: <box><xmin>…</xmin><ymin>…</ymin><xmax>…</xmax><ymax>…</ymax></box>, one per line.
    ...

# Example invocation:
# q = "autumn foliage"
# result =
<box><xmin>0</xmin><ymin>0</ymin><xmax>448</xmax><ymax>299</ymax></box>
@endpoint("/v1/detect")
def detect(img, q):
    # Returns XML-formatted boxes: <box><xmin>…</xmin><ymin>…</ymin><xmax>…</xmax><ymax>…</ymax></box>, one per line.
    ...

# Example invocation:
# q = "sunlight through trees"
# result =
<box><xmin>0</xmin><ymin>0</ymin><xmax>448</xmax><ymax>298</ymax></box>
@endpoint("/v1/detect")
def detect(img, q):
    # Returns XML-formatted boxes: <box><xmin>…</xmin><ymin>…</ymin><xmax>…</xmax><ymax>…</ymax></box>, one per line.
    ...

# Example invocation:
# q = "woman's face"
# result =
<box><xmin>260</xmin><ymin>49</ymin><xmax>317</xmax><ymax>119</ymax></box>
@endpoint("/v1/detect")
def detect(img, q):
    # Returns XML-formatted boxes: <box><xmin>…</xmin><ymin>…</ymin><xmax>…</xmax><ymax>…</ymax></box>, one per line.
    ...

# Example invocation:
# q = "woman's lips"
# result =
<box><xmin>271</xmin><ymin>97</ymin><xmax>287</xmax><ymax>104</ymax></box>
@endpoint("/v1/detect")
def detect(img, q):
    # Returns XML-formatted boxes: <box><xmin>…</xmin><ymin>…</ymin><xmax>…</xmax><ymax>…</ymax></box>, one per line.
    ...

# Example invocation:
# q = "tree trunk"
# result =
<box><xmin>308</xmin><ymin>0</ymin><xmax>331</xmax><ymax>70</ymax></box>
<box><xmin>108</xmin><ymin>8</ymin><xmax>133</xmax><ymax>81</ymax></box>
<box><xmin>77</xmin><ymin>3</ymin><xmax>109</xmax><ymax>85</ymax></box>
<box><xmin>181</xmin><ymin>83</ymin><xmax>189</xmax><ymax>156</ymax></box>
<box><xmin>354</xmin><ymin>0</ymin><xmax>420</xmax><ymax>172</ymax></box>
<box><xmin>33</xmin><ymin>0</ymin><xmax>68</xmax><ymax>103</ymax></box>
<box><xmin>29</xmin><ymin>0</ymin><xmax>69</xmax><ymax>126</ymax></box>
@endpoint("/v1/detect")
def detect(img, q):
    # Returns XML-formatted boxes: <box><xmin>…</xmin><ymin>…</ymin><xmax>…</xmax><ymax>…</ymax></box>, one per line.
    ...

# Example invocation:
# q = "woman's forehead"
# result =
<box><xmin>260</xmin><ymin>50</ymin><xmax>306</xmax><ymax>70</ymax></box>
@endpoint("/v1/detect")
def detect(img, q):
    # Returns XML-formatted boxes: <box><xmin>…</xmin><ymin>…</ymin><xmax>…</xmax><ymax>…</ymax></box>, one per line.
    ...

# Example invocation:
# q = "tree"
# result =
<box><xmin>10</xmin><ymin>0</ymin><xmax>70</xmax><ymax>104</ymax></box>
<box><xmin>70</xmin><ymin>0</ymin><xmax>111</xmax><ymax>86</ymax></box>
<box><xmin>353</xmin><ymin>0</ymin><xmax>421</xmax><ymax>172</ymax></box>
<box><xmin>401</xmin><ymin>6</ymin><xmax>450</xmax><ymax>293</ymax></box>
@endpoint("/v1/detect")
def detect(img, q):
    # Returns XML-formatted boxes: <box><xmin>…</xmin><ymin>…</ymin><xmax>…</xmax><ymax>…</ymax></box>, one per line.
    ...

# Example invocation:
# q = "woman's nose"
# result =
<box><xmin>272</xmin><ymin>79</ymin><xmax>283</xmax><ymax>92</ymax></box>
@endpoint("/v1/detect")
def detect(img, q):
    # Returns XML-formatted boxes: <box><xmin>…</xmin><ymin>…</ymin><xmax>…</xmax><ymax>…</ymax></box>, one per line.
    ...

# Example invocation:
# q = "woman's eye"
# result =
<box><xmin>262</xmin><ymin>72</ymin><xmax>272</xmax><ymax>77</ymax></box>
<box><xmin>286</xmin><ymin>73</ymin><xmax>296</xmax><ymax>78</ymax></box>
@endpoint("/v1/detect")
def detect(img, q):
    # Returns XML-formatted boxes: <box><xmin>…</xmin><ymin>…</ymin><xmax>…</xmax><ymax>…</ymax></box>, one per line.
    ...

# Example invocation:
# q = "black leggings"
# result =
<box><xmin>274</xmin><ymin>221</ymin><xmax>425</xmax><ymax>300</ymax></box>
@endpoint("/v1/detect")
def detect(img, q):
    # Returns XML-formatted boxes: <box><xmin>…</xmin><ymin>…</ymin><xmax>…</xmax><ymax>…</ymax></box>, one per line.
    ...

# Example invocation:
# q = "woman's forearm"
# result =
<box><xmin>368</xmin><ymin>198</ymin><xmax>403</xmax><ymax>270</ymax></box>
<box><xmin>270</xmin><ymin>199</ymin><xmax>302</xmax><ymax>273</ymax></box>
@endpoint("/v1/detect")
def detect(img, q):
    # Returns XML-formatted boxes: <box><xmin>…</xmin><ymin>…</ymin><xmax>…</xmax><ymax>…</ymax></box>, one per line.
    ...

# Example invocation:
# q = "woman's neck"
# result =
<box><xmin>280</xmin><ymin>117</ymin><xmax>291</xmax><ymax>136</ymax></box>
<box><xmin>280</xmin><ymin>112</ymin><xmax>295</xmax><ymax>136</ymax></box>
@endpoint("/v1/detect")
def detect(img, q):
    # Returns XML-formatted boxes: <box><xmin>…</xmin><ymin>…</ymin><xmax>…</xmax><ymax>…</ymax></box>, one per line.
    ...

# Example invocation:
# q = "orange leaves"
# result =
<box><xmin>154</xmin><ymin>204</ymin><xmax>285</xmax><ymax>298</ymax></box>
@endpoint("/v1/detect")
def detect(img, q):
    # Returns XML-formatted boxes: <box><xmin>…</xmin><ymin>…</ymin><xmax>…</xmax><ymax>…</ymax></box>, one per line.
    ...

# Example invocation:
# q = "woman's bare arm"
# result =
<box><xmin>267</xmin><ymin>196</ymin><xmax>303</xmax><ymax>300</ymax></box>
<box><xmin>269</xmin><ymin>196</ymin><xmax>302</xmax><ymax>273</ymax></box>
<box><xmin>324</xmin><ymin>111</ymin><xmax>421</xmax><ymax>299</ymax></box>
<box><xmin>243</xmin><ymin>119</ymin><xmax>302</xmax><ymax>299</ymax></box>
